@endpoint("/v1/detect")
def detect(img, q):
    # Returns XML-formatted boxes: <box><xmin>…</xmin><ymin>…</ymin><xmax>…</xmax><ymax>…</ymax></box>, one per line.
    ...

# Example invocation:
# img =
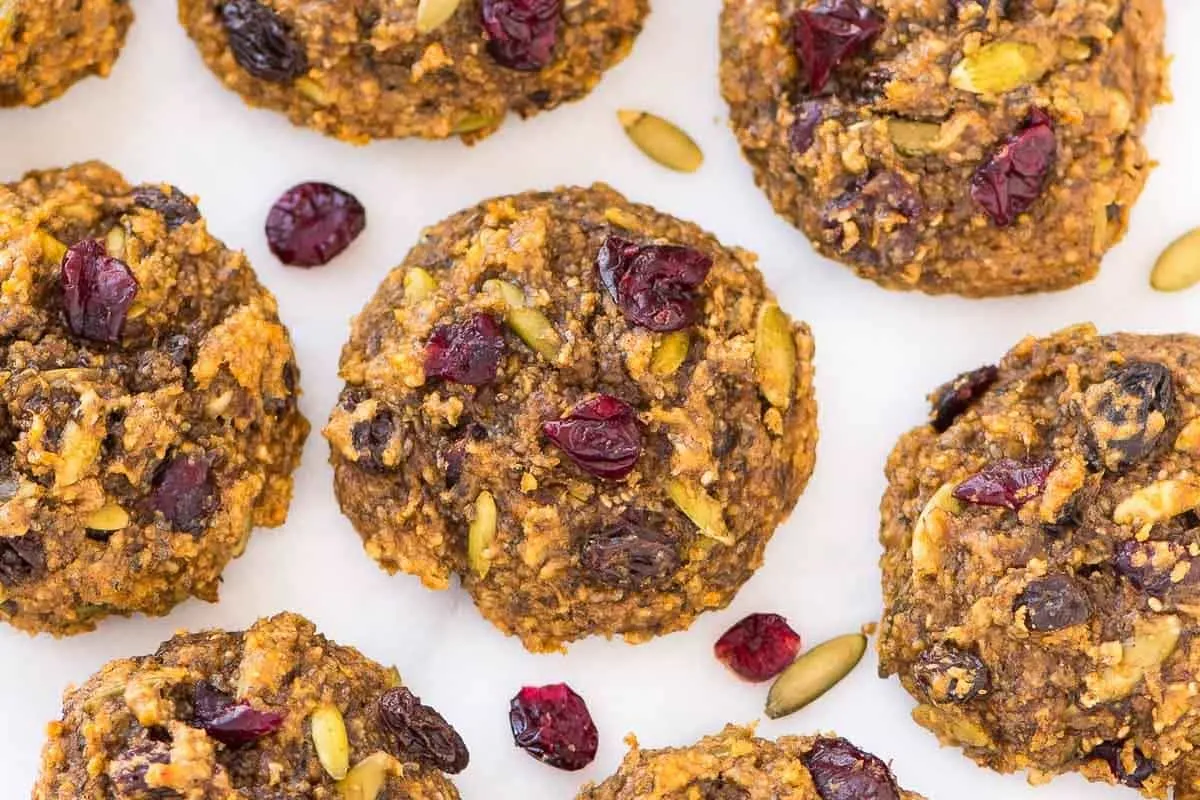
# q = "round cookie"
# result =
<box><xmin>33</xmin><ymin>612</ymin><xmax>467</xmax><ymax>799</ymax></box>
<box><xmin>0</xmin><ymin>162</ymin><xmax>308</xmax><ymax>636</ymax></box>
<box><xmin>0</xmin><ymin>0</ymin><xmax>132</xmax><ymax>107</ymax></box>
<box><xmin>578</xmin><ymin>724</ymin><xmax>925</xmax><ymax>799</ymax></box>
<box><xmin>325</xmin><ymin>184</ymin><xmax>817</xmax><ymax>653</ymax></box>
<box><xmin>178</xmin><ymin>0</ymin><xmax>647</xmax><ymax>144</ymax></box>
<box><xmin>719</xmin><ymin>0</ymin><xmax>1167</xmax><ymax>296</ymax></box>
<box><xmin>878</xmin><ymin>324</ymin><xmax>1200</xmax><ymax>796</ymax></box>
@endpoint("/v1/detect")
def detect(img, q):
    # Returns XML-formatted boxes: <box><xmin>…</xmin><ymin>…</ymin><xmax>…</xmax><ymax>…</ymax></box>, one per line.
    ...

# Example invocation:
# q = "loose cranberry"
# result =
<box><xmin>790</xmin><ymin>100</ymin><xmax>827</xmax><ymax>154</ymax></box>
<box><xmin>792</xmin><ymin>0</ymin><xmax>885</xmax><ymax>95</ymax></box>
<box><xmin>192</xmin><ymin>682</ymin><xmax>284</xmax><ymax>746</ymax></box>
<box><xmin>481</xmin><ymin>0</ymin><xmax>562</xmax><ymax>71</ymax></box>
<box><xmin>970</xmin><ymin>109</ymin><xmax>1057</xmax><ymax>226</ymax></box>
<box><xmin>1015</xmin><ymin>574</ymin><xmax>1091</xmax><ymax>631</ymax></box>
<box><xmin>929</xmin><ymin>365</ymin><xmax>998</xmax><ymax>432</ymax></box>
<box><xmin>804</xmin><ymin>738</ymin><xmax>900</xmax><ymax>800</ymax></box>
<box><xmin>151</xmin><ymin>454</ymin><xmax>216</xmax><ymax>533</ymax></box>
<box><xmin>595</xmin><ymin>236</ymin><xmax>713</xmax><ymax>332</ymax></box>
<box><xmin>424</xmin><ymin>313</ymin><xmax>506</xmax><ymax>386</ymax></box>
<box><xmin>60</xmin><ymin>239</ymin><xmax>139</xmax><ymax>344</ymax></box>
<box><xmin>952</xmin><ymin>456</ymin><xmax>1054</xmax><ymax>510</ymax></box>
<box><xmin>1090</xmin><ymin>740</ymin><xmax>1155</xmax><ymax>788</ymax></box>
<box><xmin>509</xmin><ymin>683</ymin><xmax>598</xmax><ymax>771</ymax></box>
<box><xmin>542</xmin><ymin>395</ymin><xmax>642</xmax><ymax>480</ymax></box>
<box><xmin>265</xmin><ymin>182</ymin><xmax>366</xmax><ymax>267</ymax></box>
<box><xmin>220</xmin><ymin>0</ymin><xmax>308</xmax><ymax>83</ymax></box>
<box><xmin>714</xmin><ymin>613</ymin><xmax>802</xmax><ymax>682</ymax></box>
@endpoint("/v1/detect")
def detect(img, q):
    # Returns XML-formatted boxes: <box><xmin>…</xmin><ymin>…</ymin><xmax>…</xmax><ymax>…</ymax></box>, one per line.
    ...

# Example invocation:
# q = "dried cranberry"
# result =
<box><xmin>595</xmin><ymin>236</ymin><xmax>713</xmax><ymax>332</ymax></box>
<box><xmin>481</xmin><ymin>0</ymin><xmax>562</xmax><ymax>71</ymax></box>
<box><xmin>424</xmin><ymin>313</ymin><xmax>506</xmax><ymax>385</ymax></box>
<box><xmin>790</xmin><ymin>100</ymin><xmax>826</xmax><ymax>154</ymax></box>
<box><xmin>952</xmin><ymin>456</ymin><xmax>1054</xmax><ymax>510</ymax></box>
<box><xmin>821</xmin><ymin>171</ymin><xmax>921</xmax><ymax>268</ymax></box>
<box><xmin>1090</xmin><ymin>740</ymin><xmax>1155</xmax><ymax>788</ymax></box>
<box><xmin>1015</xmin><ymin>574</ymin><xmax>1091</xmax><ymax>631</ymax></box>
<box><xmin>151</xmin><ymin>454</ymin><xmax>216</xmax><ymax>533</ymax></box>
<box><xmin>509</xmin><ymin>683</ymin><xmax>598</xmax><ymax>771</ymax></box>
<box><xmin>0</xmin><ymin>532</ymin><xmax>46</xmax><ymax>586</ymax></box>
<box><xmin>60</xmin><ymin>239</ymin><xmax>139</xmax><ymax>344</ymax></box>
<box><xmin>132</xmin><ymin>185</ymin><xmax>201</xmax><ymax>230</ymax></box>
<box><xmin>929</xmin><ymin>365</ymin><xmax>998</xmax><ymax>432</ymax></box>
<box><xmin>714</xmin><ymin>613</ymin><xmax>802</xmax><ymax>682</ymax></box>
<box><xmin>970</xmin><ymin>109</ymin><xmax>1056</xmax><ymax>226</ymax></box>
<box><xmin>792</xmin><ymin>0</ymin><xmax>885</xmax><ymax>95</ymax></box>
<box><xmin>378</xmin><ymin>687</ymin><xmax>470</xmax><ymax>774</ymax></box>
<box><xmin>220</xmin><ymin>0</ymin><xmax>308</xmax><ymax>83</ymax></box>
<box><xmin>913</xmin><ymin>643</ymin><xmax>990</xmax><ymax>703</ymax></box>
<box><xmin>191</xmin><ymin>682</ymin><xmax>284</xmax><ymax>746</ymax></box>
<box><xmin>804</xmin><ymin>738</ymin><xmax>900</xmax><ymax>800</ymax></box>
<box><xmin>265</xmin><ymin>182</ymin><xmax>366</xmax><ymax>267</ymax></box>
<box><xmin>580</xmin><ymin>512</ymin><xmax>680</xmax><ymax>587</ymax></box>
<box><xmin>1113</xmin><ymin>540</ymin><xmax>1189</xmax><ymax>598</ymax></box>
<box><xmin>1081</xmin><ymin>361</ymin><xmax>1176</xmax><ymax>473</ymax></box>
<box><xmin>542</xmin><ymin>395</ymin><xmax>642</xmax><ymax>480</ymax></box>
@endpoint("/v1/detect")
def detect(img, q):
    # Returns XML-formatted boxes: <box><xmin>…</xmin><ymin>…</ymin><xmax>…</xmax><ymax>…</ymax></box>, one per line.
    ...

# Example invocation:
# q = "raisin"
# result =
<box><xmin>1113</xmin><ymin>540</ymin><xmax>1190</xmax><ymax>598</ymax></box>
<box><xmin>790</xmin><ymin>100</ymin><xmax>826</xmax><ymax>155</ymax></box>
<box><xmin>377</xmin><ymin>687</ymin><xmax>470</xmax><ymax>774</ymax></box>
<box><xmin>162</xmin><ymin>334</ymin><xmax>195</xmax><ymax>367</ymax></box>
<box><xmin>714</xmin><ymin>613</ymin><xmax>802</xmax><ymax>682</ymax></box>
<box><xmin>792</xmin><ymin>0</ymin><xmax>885</xmax><ymax>95</ymax></box>
<box><xmin>929</xmin><ymin>365</ymin><xmax>998</xmax><ymax>432</ymax></box>
<box><xmin>580</xmin><ymin>512</ymin><xmax>680</xmax><ymax>587</ymax></box>
<box><xmin>542</xmin><ymin>394</ymin><xmax>642</xmax><ymax>480</ymax></box>
<box><xmin>0</xmin><ymin>532</ymin><xmax>46</xmax><ymax>586</ymax></box>
<box><xmin>804</xmin><ymin>737</ymin><xmax>900</xmax><ymax>800</ymax></box>
<box><xmin>108</xmin><ymin>740</ymin><xmax>173</xmax><ymax>799</ymax></box>
<box><xmin>265</xmin><ymin>182</ymin><xmax>367</xmax><ymax>267</ymax></box>
<box><xmin>220</xmin><ymin>0</ymin><xmax>308</xmax><ymax>83</ymax></box>
<box><xmin>913</xmin><ymin>643</ymin><xmax>990</xmax><ymax>703</ymax></box>
<box><xmin>820</xmin><ymin>171</ymin><xmax>921</xmax><ymax>269</ymax></box>
<box><xmin>509</xmin><ymin>683</ymin><xmax>598</xmax><ymax>771</ymax></box>
<box><xmin>595</xmin><ymin>235</ymin><xmax>713</xmax><ymax>332</ymax></box>
<box><xmin>60</xmin><ymin>239</ymin><xmax>139</xmax><ymax>344</ymax></box>
<box><xmin>424</xmin><ymin>313</ymin><xmax>506</xmax><ymax>386</ymax></box>
<box><xmin>151</xmin><ymin>454</ymin><xmax>216</xmax><ymax>533</ymax></box>
<box><xmin>480</xmin><ymin>0</ymin><xmax>562</xmax><ymax>72</ymax></box>
<box><xmin>1015</xmin><ymin>575</ymin><xmax>1091</xmax><ymax>632</ymax></box>
<box><xmin>132</xmin><ymin>185</ymin><xmax>201</xmax><ymax>230</ymax></box>
<box><xmin>1089</xmin><ymin>740</ymin><xmax>1155</xmax><ymax>788</ymax></box>
<box><xmin>191</xmin><ymin>682</ymin><xmax>284</xmax><ymax>746</ymax></box>
<box><xmin>351</xmin><ymin>411</ymin><xmax>397</xmax><ymax>471</ymax></box>
<box><xmin>970</xmin><ymin>109</ymin><xmax>1056</xmax><ymax>226</ymax></box>
<box><xmin>1081</xmin><ymin>361</ymin><xmax>1176</xmax><ymax>472</ymax></box>
<box><xmin>685</xmin><ymin>779</ymin><xmax>750</xmax><ymax>800</ymax></box>
<box><xmin>952</xmin><ymin>456</ymin><xmax>1054</xmax><ymax>510</ymax></box>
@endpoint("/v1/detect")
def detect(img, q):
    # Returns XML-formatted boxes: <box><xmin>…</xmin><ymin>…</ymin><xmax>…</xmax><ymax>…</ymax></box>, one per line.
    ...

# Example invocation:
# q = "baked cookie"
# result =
<box><xmin>578</xmin><ymin>724</ymin><xmax>924</xmax><ymax>799</ymax></box>
<box><xmin>879</xmin><ymin>324</ymin><xmax>1200</xmax><ymax>796</ymax></box>
<box><xmin>33</xmin><ymin>612</ymin><xmax>467</xmax><ymax>799</ymax></box>
<box><xmin>719</xmin><ymin>0</ymin><xmax>1167</xmax><ymax>296</ymax></box>
<box><xmin>0</xmin><ymin>162</ymin><xmax>308</xmax><ymax>636</ymax></box>
<box><xmin>178</xmin><ymin>0</ymin><xmax>647</xmax><ymax>144</ymax></box>
<box><xmin>0</xmin><ymin>0</ymin><xmax>133</xmax><ymax>107</ymax></box>
<box><xmin>325</xmin><ymin>184</ymin><xmax>817</xmax><ymax>652</ymax></box>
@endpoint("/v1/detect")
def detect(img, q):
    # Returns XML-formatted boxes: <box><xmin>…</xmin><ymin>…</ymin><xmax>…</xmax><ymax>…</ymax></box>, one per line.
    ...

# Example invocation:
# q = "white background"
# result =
<box><xmin>1</xmin><ymin>1</ymin><xmax>1197</xmax><ymax>797</ymax></box>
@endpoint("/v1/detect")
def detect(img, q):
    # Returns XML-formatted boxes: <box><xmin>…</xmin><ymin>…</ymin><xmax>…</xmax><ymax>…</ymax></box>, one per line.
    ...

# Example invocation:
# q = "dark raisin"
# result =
<box><xmin>377</xmin><ymin>687</ymin><xmax>470</xmax><ymax>774</ymax></box>
<box><xmin>151</xmin><ymin>454</ymin><xmax>216</xmax><ymax>533</ymax></box>
<box><xmin>595</xmin><ymin>235</ymin><xmax>713</xmax><ymax>332</ymax></box>
<box><xmin>970</xmin><ymin>109</ymin><xmax>1056</xmax><ymax>226</ymax></box>
<box><xmin>132</xmin><ymin>185</ymin><xmax>201</xmax><ymax>230</ymax></box>
<box><xmin>952</xmin><ymin>456</ymin><xmax>1054</xmax><ymax>510</ymax></box>
<box><xmin>950</xmin><ymin>0</ymin><xmax>1007</xmax><ymax>19</ymax></box>
<box><xmin>265</xmin><ymin>182</ymin><xmax>367</xmax><ymax>267</ymax></box>
<box><xmin>162</xmin><ymin>334</ymin><xmax>194</xmax><ymax>367</ymax></box>
<box><xmin>1015</xmin><ymin>575</ymin><xmax>1091</xmax><ymax>632</ymax></box>
<box><xmin>424</xmin><ymin>313</ymin><xmax>506</xmax><ymax>386</ymax></box>
<box><xmin>804</xmin><ymin>737</ymin><xmax>900</xmax><ymax>800</ymax></box>
<box><xmin>792</xmin><ymin>0</ymin><xmax>885</xmax><ymax>95</ymax></box>
<box><xmin>1089</xmin><ymin>740</ymin><xmax>1155</xmax><ymax>788</ymax></box>
<box><xmin>481</xmin><ymin>0</ymin><xmax>562</xmax><ymax>71</ymax></box>
<box><xmin>509</xmin><ymin>683</ymin><xmax>598</xmax><ymax>771</ymax></box>
<box><xmin>1081</xmin><ymin>361</ymin><xmax>1176</xmax><ymax>473</ymax></box>
<box><xmin>913</xmin><ymin>643</ymin><xmax>990</xmax><ymax>703</ymax></box>
<box><xmin>0</xmin><ymin>532</ymin><xmax>46</xmax><ymax>586</ymax></box>
<box><xmin>351</xmin><ymin>411</ymin><xmax>397</xmax><ymax>471</ymax></box>
<box><xmin>929</xmin><ymin>365</ymin><xmax>998</xmax><ymax>432</ymax></box>
<box><xmin>191</xmin><ymin>681</ymin><xmax>284</xmax><ymax>746</ymax></box>
<box><xmin>108</xmin><ymin>740</ymin><xmax>174</xmax><ymax>799</ymax></box>
<box><xmin>220</xmin><ymin>0</ymin><xmax>309</xmax><ymax>83</ymax></box>
<box><xmin>685</xmin><ymin>779</ymin><xmax>750</xmax><ymax>800</ymax></box>
<box><xmin>580</xmin><ymin>512</ymin><xmax>680</xmax><ymax>587</ymax></box>
<box><xmin>789</xmin><ymin>100</ymin><xmax>826</xmax><ymax>155</ymax></box>
<box><xmin>542</xmin><ymin>394</ymin><xmax>642</xmax><ymax>480</ymax></box>
<box><xmin>714</xmin><ymin>613</ymin><xmax>802</xmax><ymax>682</ymax></box>
<box><xmin>1113</xmin><ymin>540</ymin><xmax>1189</xmax><ymax>598</ymax></box>
<box><xmin>60</xmin><ymin>239</ymin><xmax>139</xmax><ymax>344</ymax></box>
<box><xmin>820</xmin><ymin>171</ymin><xmax>921</xmax><ymax>269</ymax></box>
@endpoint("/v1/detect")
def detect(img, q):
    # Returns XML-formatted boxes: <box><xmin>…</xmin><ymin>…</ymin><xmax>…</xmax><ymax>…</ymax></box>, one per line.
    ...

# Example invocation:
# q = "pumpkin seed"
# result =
<box><xmin>417</xmin><ymin>0</ymin><xmax>461</xmax><ymax>33</ymax></box>
<box><xmin>311</xmin><ymin>703</ymin><xmax>350</xmax><ymax>780</ymax></box>
<box><xmin>765</xmin><ymin>633</ymin><xmax>867</xmax><ymax>719</ymax></box>
<box><xmin>483</xmin><ymin>280</ymin><xmax>562</xmax><ymax>361</ymax></box>
<box><xmin>754</xmin><ymin>303</ymin><xmax>796</xmax><ymax>409</ymax></box>
<box><xmin>650</xmin><ymin>331</ymin><xmax>689</xmax><ymax>377</ymax></box>
<box><xmin>482</xmin><ymin>278</ymin><xmax>526</xmax><ymax>308</ymax></box>
<box><xmin>453</xmin><ymin>113</ymin><xmax>498</xmax><ymax>135</ymax></box>
<box><xmin>468</xmin><ymin>491</ymin><xmax>497</xmax><ymax>578</ymax></box>
<box><xmin>339</xmin><ymin>752</ymin><xmax>395</xmax><ymax>800</ymax></box>
<box><xmin>666</xmin><ymin>478</ymin><xmax>732</xmax><ymax>545</ymax></box>
<box><xmin>84</xmin><ymin>504</ymin><xmax>130</xmax><ymax>532</ymax></box>
<box><xmin>617</xmin><ymin>110</ymin><xmax>704</xmax><ymax>173</ymax></box>
<box><xmin>1150</xmin><ymin>227</ymin><xmax>1200</xmax><ymax>292</ymax></box>
<box><xmin>403</xmin><ymin>267</ymin><xmax>437</xmax><ymax>303</ymax></box>
<box><xmin>949</xmin><ymin>42</ymin><xmax>1046</xmax><ymax>95</ymax></box>
<box><xmin>296</xmin><ymin>77</ymin><xmax>332</xmax><ymax>106</ymax></box>
<box><xmin>888</xmin><ymin>119</ymin><xmax>942</xmax><ymax>155</ymax></box>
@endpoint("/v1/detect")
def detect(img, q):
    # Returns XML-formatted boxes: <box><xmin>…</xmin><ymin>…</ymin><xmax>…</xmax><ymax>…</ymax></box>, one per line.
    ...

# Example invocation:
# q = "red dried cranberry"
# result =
<box><xmin>804</xmin><ymin>738</ymin><xmax>900</xmax><ymax>800</ymax></box>
<box><xmin>929</xmin><ymin>365</ymin><xmax>998</xmax><ymax>432</ymax></box>
<box><xmin>509</xmin><ymin>683</ymin><xmax>598</xmax><ymax>771</ymax></box>
<box><xmin>151</xmin><ymin>454</ymin><xmax>216</xmax><ymax>533</ymax></box>
<box><xmin>265</xmin><ymin>182</ymin><xmax>366</xmax><ymax>267</ymax></box>
<box><xmin>1015</xmin><ymin>574</ymin><xmax>1091</xmax><ymax>631</ymax></box>
<box><xmin>542</xmin><ymin>395</ymin><xmax>642</xmax><ymax>480</ymax></box>
<box><xmin>191</xmin><ymin>682</ymin><xmax>284</xmax><ymax>746</ymax></box>
<box><xmin>60</xmin><ymin>239</ymin><xmax>139</xmax><ymax>344</ymax></box>
<box><xmin>952</xmin><ymin>456</ymin><xmax>1054</xmax><ymax>510</ymax></box>
<box><xmin>1090</xmin><ymin>740</ymin><xmax>1155</xmax><ymax>788</ymax></box>
<box><xmin>714</xmin><ymin>613</ymin><xmax>802</xmax><ymax>682</ymax></box>
<box><xmin>220</xmin><ymin>0</ymin><xmax>308</xmax><ymax>83</ymax></box>
<box><xmin>790</xmin><ymin>100</ymin><xmax>826</xmax><ymax>154</ymax></box>
<box><xmin>792</xmin><ymin>0</ymin><xmax>885</xmax><ymax>95</ymax></box>
<box><xmin>970</xmin><ymin>109</ymin><xmax>1057</xmax><ymax>226</ymax></box>
<box><xmin>481</xmin><ymin>0</ymin><xmax>562</xmax><ymax>71</ymax></box>
<box><xmin>424</xmin><ymin>314</ymin><xmax>506</xmax><ymax>385</ymax></box>
<box><xmin>596</xmin><ymin>236</ymin><xmax>713</xmax><ymax>332</ymax></box>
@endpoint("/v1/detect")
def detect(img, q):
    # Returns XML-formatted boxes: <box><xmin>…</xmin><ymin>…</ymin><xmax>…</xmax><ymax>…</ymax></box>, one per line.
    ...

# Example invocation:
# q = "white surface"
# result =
<box><xmin>1</xmin><ymin>1</ymin><xmax>1198</xmax><ymax>797</ymax></box>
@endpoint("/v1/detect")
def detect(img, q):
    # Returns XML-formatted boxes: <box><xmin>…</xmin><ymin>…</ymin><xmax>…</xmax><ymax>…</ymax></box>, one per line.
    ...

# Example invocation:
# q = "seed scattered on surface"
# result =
<box><xmin>484</xmin><ymin>279</ymin><xmax>563</xmax><ymax>360</ymax></box>
<box><xmin>650</xmin><ymin>331</ymin><xmax>690</xmax><ymax>377</ymax></box>
<box><xmin>338</xmin><ymin>752</ymin><xmax>395</xmax><ymax>800</ymax></box>
<box><xmin>755</xmin><ymin>303</ymin><xmax>796</xmax><ymax>409</ymax></box>
<box><xmin>452</xmin><ymin>113</ymin><xmax>499</xmax><ymax>134</ymax></box>
<box><xmin>950</xmin><ymin>41</ymin><xmax>1046</xmax><ymax>95</ymax></box>
<box><xmin>468</xmin><ymin>491</ymin><xmax>497</xmax><ymax>578</ymax></box>
<box><xmin>1150</xmin><ymin>227</ymin><xmax>1200</xmax><ymax>292</ymax></box>
<box><xmin>311</xmin><ymin>703</ymin><xmax>351</xmax><ymax>780</ymax></box>
<box><xmin>666</xmin><ymin>478</ymin><xmax>732</xmax><ymax>545</ymax></box>
<box><xmin>714</xmin><ymin>613</ymin><xmax>802</xmax><ymax>682</ymax></box>
<box><xmin>765</xmin><ymin>632</ymin><xmax>867</xmax><ymax>719</ymax></box>
<box><xmin>84</xmin><ymin>504</ymin><xmax>130</xmax><ymax>532</ymax></box>
<box><xmin>417</xmin><ymin>0</ymin><xmax>462</xmax><ymax>33</ymax></box>
<box><xmin>617</xmin><ymin>110</ymin><xmax>704</xmax><ymax>173</ymax></box>
<box><xmin>509</xmin><ymin>683</ymin><xmax>598</xmax><ymax>771</ymax></box>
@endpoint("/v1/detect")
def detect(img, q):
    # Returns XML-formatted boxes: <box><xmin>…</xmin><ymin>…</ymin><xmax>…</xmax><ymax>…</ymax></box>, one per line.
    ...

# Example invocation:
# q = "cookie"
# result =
<box><xmin>0</xmin><ymin>162</ymin><xmax>308</xmax><ymax>636</ymax></box>
<box><xmin>325</xmin><ymin>184</ymin><xmax>817</xmax><ymax>652</ymax></box>
<box><xmin>878</xmin><ymin>324</ymin><xmax>1200</xmax><ymax>796</ymax></box>
<box><xmin>33</xmin><ymin>612</ymin><xmax>467</xmax><ymax>799</ymax></box>
<box><xmin>577</xmin><ymin>724</ymin><xmax>924</xmax><ymax>799</ymax></box>
<box><xmin>0</xmin><ymin>0</ymin><xmax>133</xmax><ymax>107</ymax></box>
<box><xmin>178</xmin><ymin>0</ymin><xmax>647</xmax><ymax>144</ymax></box>
<box><xmin>719</xmin><ymin>0</ymin><xmax>1167</xmax><ymax>296</ymax></box>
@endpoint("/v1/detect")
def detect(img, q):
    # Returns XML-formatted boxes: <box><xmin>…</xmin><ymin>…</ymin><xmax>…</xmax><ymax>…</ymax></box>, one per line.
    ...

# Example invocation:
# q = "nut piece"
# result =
<box><xmin>339</xmin><ymin>752</ymin><xmax>397</xmax><ymax>800</ymax></box>
<box><xmin>949</xmin><ymin>42</ymin><xmax>1046</xmax><ymax>95</ymax></box>
<box><xmin>1150</xmin><ymin>228</ymin><xmax>1200</xmax><ymax>292</ymax></box>
<box><xmin>754</xmin><ymin>303</ymin><xmax>796</xmax><ymax>409</ymax></box>
<box><xmin>1114</xmin><ymin>480</ymin><xmax>1200</xmax><ymax>531</ymax></box>
<box><xmin>650</xmin><ymin>331</ymin><xmax>689</xmax><ymax>377</ymax></box>
<box><xmin>617</xmin><ymin>110</ymin><xmax>704</xmax><ymax>173</ymax></box>
<box><xmin>417</xmin><ymin>0</ymin><xmax>461</xmax><ymax>33</ymax></box>
<box><xmin>666</xmin><ymin>478</ymin><xmax>732</xmax><ymax>545</ymax></box>
<box><xmin>404</xmin><ymin>268</ymin><xmax>437</xmax><ymax>303</ymax></box>
<box><xmin>84</xmin><ymin>504</ymin><xmax>130</xmax><ymax>531</ymax></box>
<box><xmin>911</xmin><ymin>483</ymin><xmax>961</xmax><ymax>578</ymax></box>
<box><xmin>311</xmin><ymin>703</ymin><xmax>351</xmax><ymax>780</ymax></box>
<box><xmin>468</xmin><ymin>490</ymin><xmax>497</xmax><ymax>578</ymax></box>
<box><xmin>1083</xmin><ymin>615</ymin><xmax>1181</xmax><ymax>706</ymax></box>
<box><xmin>765</xmin><ymin>633</ymin><xmax>867</xmax><ymax>719</ymax></box>
<box><xmin>888</xmin><ymin>119</ymin><xmax>942</xmax><ymax>155</ymax></box>
<box><xmin>484</xmin><ymin>279</ymin><xmax>564</xmax><ymax>361</ymax></box>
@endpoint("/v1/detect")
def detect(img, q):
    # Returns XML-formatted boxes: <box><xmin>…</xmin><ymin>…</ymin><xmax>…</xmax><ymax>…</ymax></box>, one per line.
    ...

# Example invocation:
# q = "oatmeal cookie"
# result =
<box><xmin>879</xmin><ymin>324</ymin><xmax>1200</xmax><ymax>796</ymax></box>
<box><xmin>325</xmin><ymin>184</ymin><xmax>817</xmax><ymax>652</ymax></box>
<box><xmin>0</xmin><ymin>162</ymin><xmax>308</xmax><ymax>636</ymax></box>
<box><xmin>178</xmin><ymin>0</ymin><xmax>647</xmax><ymax>144</ymax></box>
<box><xmin>33</xmin><ymin>612</ymin><xmax>466</xmax><ymax>799</ymax></box>
<box><xmin>719</xmin><ymin>0</ymin><xmax>1167</xmax><ymax>296</ymax></box>
<box><xmin>0</xmin><ymin>0</ymin><xmax>132</xmax><ymax>107</ymax></box>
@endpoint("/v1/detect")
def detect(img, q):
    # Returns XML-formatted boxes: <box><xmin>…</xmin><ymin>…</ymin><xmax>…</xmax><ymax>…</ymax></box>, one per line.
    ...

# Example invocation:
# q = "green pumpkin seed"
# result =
<box><xmin>1150</xmin><ymin>228</ymin><xmax>1200</xmax><ymax>292</ymax></box>
<box><xmin>403</xmin><ymin>267</ymin><xmax>437</xmax><ymax>303</ymax></box>
<box><xmin>338</xmin><ymin>752</ymin><xmax>395</xmax><ymax>800</ymax></box>
<box><xmin>311</xmin><ymin>703</ymin><xmax>350</xmax><ymax>780</ymax></box>
<box><xmin>468</xmin><ymin>491</ymin><xmax>497</xmax><ymax>578</ymax></box>
<box><xmin>949</xmin><ymin>42</ymin><xmax>1046</xmax><ymax>95</ymax></box>
<box><xmin>650</xmin><ymin>331</ymin><xmax>689</xmax><ymax>377</ymax></box>
<box><xmin>618</xmin><ymin>110</ymin><xmax>704</xmax><ymax>173</ymax></box>
<box><xmin>754</xmin><ymin>303</ymin><xmax>796</xmax><ymax>409</ymax></box>
<box><xmin>765</xmin><ymin>633</ymin><xmax>867</xmax><ymax>719</ymax></box>
<box><xmin>417</xmin><ymin>0</ymin><xmax>461</xmax><ymax>33</ymax></box>
<box><xmin>666</xmin><ymin>478</ymin><xmax>732</xmax><ymax>545</ymax></box>
<box><xmin>888</xmin><ymin>119</ymin><xmax>942</xmax><ymax>155</ymax></box>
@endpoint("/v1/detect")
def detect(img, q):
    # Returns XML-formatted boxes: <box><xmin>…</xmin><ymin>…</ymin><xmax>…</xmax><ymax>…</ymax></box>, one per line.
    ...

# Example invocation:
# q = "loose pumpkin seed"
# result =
<box><xmin>666</xmin><ymin>478</ymin><xmax>732</xmax><ymax>545</ymax></box>
<box><xmin>754</xmin><ymin>303</ymin><xmax>795</xmax><ymax>409</ymax></box>
<box><xmin>1150</xmin><ymin>227</ymin><xmax>1200</xmax><ymax>292</ymax></box>
<box><xmin>650</xmin><ymin>331</ymin><xmax>689</xmax><ymax>377</ymax></box>
<box><xmin>84</xmin><ymin>504</ymin><xmax>130</xmax><ymax>531</ymax></box>
<box><xmin>311</xmin><ymin>703</ymin><xmax>350</xmax><ymax>780</ymax></box>
<box><xmin>888</xmin><ymin>119</ymin><xmax>942</xmax><ymax>155</ymax></box>
<box><xmin>949</xmin><ymin>42</ymin><xmax>1046</xmax><ymax>95</ymax></box>
<box><xmin>403</xmin><ymin>267</ymin><xmax>437</xmax><ymax>303</ymax></box>
<box><xmin>765</xmin><ymin>633</ymin><xmax>867</xmax><ymax>719</ymax></box>
<box><xmin>617</xmin><ymin>110</ymin><xmax>704</xmax><ymax>173</ymax></box>
<box><xmin>468</xmin><ymin>491</ymin><xmax>497</xmax><ymax>578</ymax></box>
<box><xmin>339</xmin><ymin>752</ymin><xmax>395</xmax><ymax>800</ymax></box>
<box><xmin>417</xmin><ymin>0</ymin><xmax>461</xmax><ymax>33</ymax></box>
